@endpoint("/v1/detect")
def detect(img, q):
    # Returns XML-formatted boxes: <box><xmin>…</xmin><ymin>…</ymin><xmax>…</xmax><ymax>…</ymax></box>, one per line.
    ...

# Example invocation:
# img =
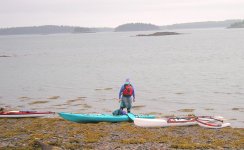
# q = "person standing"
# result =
<box><xmin>119</xmin><ymin>78</ymin><xmax>135</xmax><ymax>113</ymax></box>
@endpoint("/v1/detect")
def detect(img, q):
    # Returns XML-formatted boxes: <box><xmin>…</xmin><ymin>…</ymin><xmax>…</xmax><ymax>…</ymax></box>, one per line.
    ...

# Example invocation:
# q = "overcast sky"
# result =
<box><xmin>0</xmin><ymin>0</ymin><xmax>244</xmax><ymax>28</ymax></box>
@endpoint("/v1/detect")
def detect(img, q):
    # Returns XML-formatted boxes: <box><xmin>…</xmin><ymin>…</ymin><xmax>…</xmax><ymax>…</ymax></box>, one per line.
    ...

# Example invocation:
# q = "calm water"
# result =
<box><xmin>0</xmin><ymin>28</ymin><xmax>244</xmax><ymax>127</ymax></box>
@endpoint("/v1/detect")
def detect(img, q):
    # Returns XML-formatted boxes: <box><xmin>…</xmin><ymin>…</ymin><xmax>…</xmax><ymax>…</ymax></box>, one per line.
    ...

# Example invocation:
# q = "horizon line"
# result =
<box><xmin>0</xmin><ymin>18</ymin><xmax>242</xmax><ymax>29</ymax></box>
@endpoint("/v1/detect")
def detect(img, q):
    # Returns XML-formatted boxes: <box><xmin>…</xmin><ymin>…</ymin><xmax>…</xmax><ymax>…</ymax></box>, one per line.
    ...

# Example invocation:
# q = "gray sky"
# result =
<box><xmin>0</xmin><ymin>0</ymin><xmax>244</xmax><ymax>28</ymax></box>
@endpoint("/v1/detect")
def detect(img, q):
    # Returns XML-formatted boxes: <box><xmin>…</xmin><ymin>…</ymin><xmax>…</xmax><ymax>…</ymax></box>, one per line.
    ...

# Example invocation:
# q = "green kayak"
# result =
<box><xmin>59</xmin><ymin>112</ymin><xmax>155</xmax><ymax>123</ymax></box>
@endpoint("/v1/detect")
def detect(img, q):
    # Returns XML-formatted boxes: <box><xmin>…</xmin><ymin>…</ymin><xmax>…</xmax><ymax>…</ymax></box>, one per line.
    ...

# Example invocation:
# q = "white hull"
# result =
<box><xmin>134</xmin><ymin>118</ymin><xmax>167</xmax><ymax>127</ymax></box>
<box><xmin>198</xmin><ymin>122</ymin><xmax>231</xmax><ymax>129</ymax></box>
<box><xmin>165</xmin><ymin>121</ymin><xmax>197</xmax><ymax>127</ymax></box>
<box><xmin>134</xmin><ymin>116</ymin><xmax>228</xmax><ymax>128</ymax></box>
<box><xmin>196</xmin><ymin>118</ymin><xmax>231</xmax><ymax>129</ymax></box>
<box><xmin>134</xmin><ymin>118</ymin><xmax>197</xmax><ymax>127</ymax></box>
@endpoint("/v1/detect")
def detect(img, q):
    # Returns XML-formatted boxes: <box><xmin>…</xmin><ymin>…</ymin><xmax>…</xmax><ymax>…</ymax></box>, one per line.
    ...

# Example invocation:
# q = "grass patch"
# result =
<box><xmin>77</xmin><ymin>96</ymin><xmax>87</xmax><ymax>99</ymax></box>
<box><xmin>121</xmin><ymin>138</ymin><xmax>146</xmax><ymax>144</ymax></box>
<box><xmin>232</xmin><ymin>107</ymin><xmax>244</xmax><ymax>111</ymax></box>
<box><xmin>76</xmin><ymin>97</ymin><xmax>86</xmax><ymax>101</ymax></box>
<box><xmin>175</xmin><ymin>92</ymin><xmax>184</xmax><ymax>95</ymax></box>
<box><xmin>19</xmin><ymin>96</ymin><xmax>31</xmax><ymax>101</ymax></box>
<box><xmin>205</xmin><ymin>108</ymin><xmax>214</xmax><ymax>110</ymax></box>
<box><xmin>48</xmin><ymin>96</ymin><xmax>60</xmax><ymax>99</ymax></box>
<box><xmin>19</xmin><ymin>96</ymin><xmax>31</xmax><ymax>99</ymax></box>
<box><xmin>82</xmin><ymin>104</ymin><xmax>92</xmax><ymax>108</ymax></box>
<box><xmin>66</xmin><ymin>99</ymin><xmax>80</xmax><ymax>104</ymax></box>
<box><xmin>170</xmin><ymin>143</ymin><xmax>213</xmax><ymax>149</ymax></box>
<box><xmin>83</xmin><ymin>131</ymin><xmax>105</xmax><ymax>143</ymax></box>
<box><xmin>178</xmin><ymin>109</ymin><xmax>195</xmax><ymax>112</ymax></box>
<box><xmin>132</xmin><ymin>105</ymin><xmax>146</xmax><ymax>109</ymax></box>
<box><xmin>95</xmin><ymin>88</ymin><xmax>103</xmax><ymax>91</ymax></box>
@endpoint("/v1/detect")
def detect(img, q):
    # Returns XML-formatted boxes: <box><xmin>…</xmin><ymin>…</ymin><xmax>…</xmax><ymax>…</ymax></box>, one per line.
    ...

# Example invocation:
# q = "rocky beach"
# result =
<box><xmin>1</xmin><ymin>0</ymin><xmax>244</xmax><ymax>149</ymax></box>
<box><xmin>0</xmin><ymin>117</ymin><xmax>243</xmax><ymax>150</ymax></box>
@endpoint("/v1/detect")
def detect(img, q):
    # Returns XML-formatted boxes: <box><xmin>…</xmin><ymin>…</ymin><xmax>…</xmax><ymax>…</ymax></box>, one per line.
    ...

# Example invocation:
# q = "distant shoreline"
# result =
<box><xmin>0</xmin><ymin>19</ymin><xmax>241</xmax><ymax>36</ymax></box>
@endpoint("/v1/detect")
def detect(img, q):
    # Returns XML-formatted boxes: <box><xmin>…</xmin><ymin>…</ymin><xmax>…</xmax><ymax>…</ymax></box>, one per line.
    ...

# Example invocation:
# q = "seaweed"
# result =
<box><xmin>0</xmin><ymin>118</ymin><xmax>243</xmax><ymax>149</ymax></box>
<box><xmin>47</xmin><ymin>96</ymin><xmax>60</xmax><ymax>99</ymax></box>
<box><xmin>28</xmin><ymin>101</ymin><xmax>49</xmax><ymax>105</ymax></box>
<box><xmin>178</xmin><ymin>109</ymin><xmax>195</xmax><ymax>112</ymax></box>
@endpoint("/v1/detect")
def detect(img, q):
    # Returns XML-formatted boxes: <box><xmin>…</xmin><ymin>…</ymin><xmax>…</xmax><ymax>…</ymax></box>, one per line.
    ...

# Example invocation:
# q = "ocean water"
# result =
<box><xmin>0</xmin><ymin>28</ymin><xmax>244</xmax><ymax>127</ymax></box>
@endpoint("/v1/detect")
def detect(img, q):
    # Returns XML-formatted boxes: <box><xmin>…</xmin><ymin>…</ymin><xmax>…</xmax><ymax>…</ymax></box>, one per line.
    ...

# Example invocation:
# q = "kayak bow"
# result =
<box><xmin>59</xmin><ymin>112</ymin><xmax>155</xmax><ymax>123</ymax></box>
<box><xmin>0</xmin><ymin>111</ymin><xmax>55</xmax><ymax>118</ymax></box>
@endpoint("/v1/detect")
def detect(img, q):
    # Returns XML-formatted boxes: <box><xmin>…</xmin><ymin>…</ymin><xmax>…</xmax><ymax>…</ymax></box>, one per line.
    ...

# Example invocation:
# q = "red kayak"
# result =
<box><xmin>0</xmin><ymin>111</ymin><xmax>55</xmax><ymax>118</ymax></box>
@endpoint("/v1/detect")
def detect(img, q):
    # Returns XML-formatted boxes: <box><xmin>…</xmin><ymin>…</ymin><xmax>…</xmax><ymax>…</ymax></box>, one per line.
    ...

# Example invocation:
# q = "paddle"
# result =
<box><xmin>127</xmin><ymin>113</ymin><xmax>136</xmax><ymax>121</ymax></box>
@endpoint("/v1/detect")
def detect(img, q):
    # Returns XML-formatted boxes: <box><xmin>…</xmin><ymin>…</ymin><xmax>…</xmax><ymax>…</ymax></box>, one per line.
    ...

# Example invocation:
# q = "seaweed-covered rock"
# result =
<box><xmin>0</xmin><ymin>118</ymin><xmax>243</xmax><ymax>149</ymax></box>
<box><xmin>137</xmin><ymin>32</ymin><xmax>181</xmax><ymax>36</ymax></box>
